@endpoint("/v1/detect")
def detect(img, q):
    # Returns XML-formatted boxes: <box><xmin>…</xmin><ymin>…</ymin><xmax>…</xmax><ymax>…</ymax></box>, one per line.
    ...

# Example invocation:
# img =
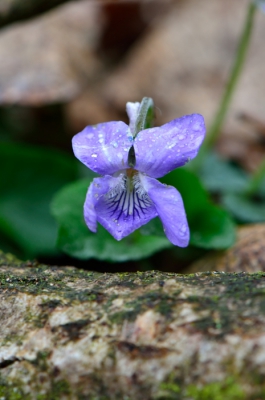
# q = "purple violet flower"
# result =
<box><xmin>72</xmin><ymin>101</ymin><xmax>206</xmax><ymax>247</ymax></box>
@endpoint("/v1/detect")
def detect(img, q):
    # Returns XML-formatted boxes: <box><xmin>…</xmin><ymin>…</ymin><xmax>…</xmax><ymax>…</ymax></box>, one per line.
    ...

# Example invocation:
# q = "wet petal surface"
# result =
<box><xmin>141</xmin><ymin>175</ymin><xmax>189</xmax><ymax>246</ymax></box>
<box><xmin>83</xmin><ymin>176</ymin><xmax>113</xmax><ymax>233</ymax></box>
<box><xmin>72</xmin><ymin>121</ymin><xmax>132</xmax><ymax>175</ymax></box>
<box><xmin>134</xmin><ymin>114</ymin><xmax>206</xmax><ymax>178</ymax></box>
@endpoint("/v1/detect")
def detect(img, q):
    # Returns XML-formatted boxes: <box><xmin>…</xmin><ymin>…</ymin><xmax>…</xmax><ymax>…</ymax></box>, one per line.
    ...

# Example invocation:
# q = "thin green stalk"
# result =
<box><xmin>245</xmin><ymin>158</ymin><xmax>265</xmax><ymax>196</ymax></box>
<box><xmin>191</xmin><ymin>2</ymin><xmax>256</xmax><ymax>170</ymax></box>
<box><xmin>134</xmin><ymin>97</ymin><xmax>154</xmax><ymax>138</ymax></box>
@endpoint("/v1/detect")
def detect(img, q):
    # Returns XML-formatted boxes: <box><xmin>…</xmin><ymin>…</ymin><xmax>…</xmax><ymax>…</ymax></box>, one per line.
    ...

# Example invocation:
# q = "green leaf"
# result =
<box><xmin>51</xmin><ymin>179</ymin><xmax>172</xmax><ymax>262</ymax></box>
<box><xmin>0</xmin><ymin>142</ymin><xmax>78</xmax><ymax>257</ymax></box>
<box><xmin>189</xmin><ymin>206</ymin><xmax>236</xmax><ymax>248</ymax></box>
<box><xmin>222</xmin><ymin>193</ymin><xmax>265</xmax><ymax>222</ymax></box>
<box><xmin>199</xmin><ymin>152</ymin><xmax>249</xmax><ymax>194</ymax></box>
<box><xmin>161</xmin><ymin>169</ymin><xmax>236</xmax><ymax>249</ymax></box>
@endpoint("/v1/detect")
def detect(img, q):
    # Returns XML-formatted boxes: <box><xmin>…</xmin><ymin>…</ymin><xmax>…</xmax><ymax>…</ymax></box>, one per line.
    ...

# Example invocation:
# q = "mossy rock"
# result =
<box><xmin>1</xmin><ymin>250</ymin><xmax>265</xmax><ymax>399</ymax></box>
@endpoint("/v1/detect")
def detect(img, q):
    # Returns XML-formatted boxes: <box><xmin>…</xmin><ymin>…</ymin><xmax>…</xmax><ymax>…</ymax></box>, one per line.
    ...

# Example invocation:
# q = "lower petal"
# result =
<box><xmin>140</xmin><ymin>175</ymin><xmax>189</xmax><ymax>247</ymax></box>
<box><xmin>94</xmin><ymin>173</ymin><xmax>158</xmax><ymax>240</ymax></box>
<box><xmin>84</xmin><ymin>177</ymin><xmax>105</xmax><ymax>232</ymax></box>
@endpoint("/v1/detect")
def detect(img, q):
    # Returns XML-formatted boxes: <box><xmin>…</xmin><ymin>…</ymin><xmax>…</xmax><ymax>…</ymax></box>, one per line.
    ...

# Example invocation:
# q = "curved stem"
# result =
<box><xmin>245</xmin><ymin>158</ymin><xmax>265</xmax><ymax>196</ymax></box>
<box><xmin>191</xmin><ymin>2</ymin><xmax>256</xmax><ymax>170</ymax></box>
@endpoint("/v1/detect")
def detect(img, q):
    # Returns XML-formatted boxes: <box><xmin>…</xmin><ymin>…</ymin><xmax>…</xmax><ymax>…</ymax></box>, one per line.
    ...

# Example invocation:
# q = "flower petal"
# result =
<box><xmin>126</xmin><ymin>101</ymin><xmax>140</xmax><ymax>134</ymax></box>
<box><xmin>134</xmin><ymin>114</ymin><xmax>206</xmax><ymax>178</ymax></box>
<box><xmin>84</xmin><ymin>181</ymin><xmax>97</xmax><ymax>233</ymax></box>
<box><xmin>84</xmin><ymin>176</ymin><xmax>114</xmax><ymax>232</ymax></box>
<box><xmin>72</xmin><ymin>121</ymin><xmax>133</xmax><ymax>175</ymax></box>
<box><xmin>140</xmin><ymin>175</ymin><xmax>189</xmax><ymax>246</ymax></box>
<box><xmin>92</xmin><ymin>173</ymin><xmax>157</xmax><ymax>240</ymax></box>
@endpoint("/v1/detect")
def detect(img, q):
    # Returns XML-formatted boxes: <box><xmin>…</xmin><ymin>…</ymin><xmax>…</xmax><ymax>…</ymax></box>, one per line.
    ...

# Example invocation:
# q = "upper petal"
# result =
<box><xmin>93</xmin><ymin>173</ymin><xmax>158</xmax><ymax>241</ymax></box>
<box><xmin>134</xmin><ymin>114</ymin><xmax>206</xmax><ymax>178</ymax></box>
<box><xmin>140</xmin><ymin>175</ymin><xmax>189</xmax><ymax>247</ymax></box>
<box><xmin>126</xmin><ymin>101</ymin><xmax>140</xmax><ymax>134</ymax></box>
<box><xmin>72</xmin><ymin>121</ymin><xmax>132</xmax><ymax>175</ymax></box>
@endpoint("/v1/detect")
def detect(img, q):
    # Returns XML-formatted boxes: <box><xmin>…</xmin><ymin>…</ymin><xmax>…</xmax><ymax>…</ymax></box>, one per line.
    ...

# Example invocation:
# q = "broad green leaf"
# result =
<box><xmin>51</xmin><ymin>179</ymin><xmax>172</xmax><ymax>262</ymax></box>
<box><xmin>199</xmin><ymin>153</ymin><xmax>249</xmax><ymax>194</ymax></box>
<box><xmin>223</xmin><ymin>193</ymin><xmax>265</xmax><ymax>222</ymax></box>
<box><xmin>161</xmin><ymin>169</ymin><xmax>236</xmax><ymax>249</ymax></box>
<box><xmin>189</xmin><ymin>206</ymin><xmax>236</xmax><ymax>249</ymax></box>
<box><xmin>0</xmin><ymin>142</ymin><xmax>78</xmax><ymax>257</ymax></box>
<box><xmin>0</xmin><ymin>230</ymin><xmax>22</xmax><ymax>256</ymax></box>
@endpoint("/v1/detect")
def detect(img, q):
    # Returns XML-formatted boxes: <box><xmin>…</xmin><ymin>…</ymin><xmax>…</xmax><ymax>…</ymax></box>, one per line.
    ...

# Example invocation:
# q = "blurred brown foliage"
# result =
<box><xmin>186</xmin><ymin>224</ymin><xmax>265</xmax><ymax>273</ymax></box>
<box><xmin>0</xmin><ymin>0</ymin><xmax>265</xmax><ymax>167</ymax></box>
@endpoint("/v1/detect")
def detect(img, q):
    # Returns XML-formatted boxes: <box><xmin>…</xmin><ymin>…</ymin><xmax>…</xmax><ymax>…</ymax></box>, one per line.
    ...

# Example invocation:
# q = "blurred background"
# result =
<box><xmin>1</xmin><ymin>0</ymin><xmax>265</xmax><ymax>273</ymax></box>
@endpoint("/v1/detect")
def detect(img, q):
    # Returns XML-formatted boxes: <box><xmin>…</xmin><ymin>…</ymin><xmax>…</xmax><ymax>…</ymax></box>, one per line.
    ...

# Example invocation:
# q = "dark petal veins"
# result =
<box><xmin>94</xmin><ymin>173</ymin><xmax>157</xmax><ymax>240</ymax></box>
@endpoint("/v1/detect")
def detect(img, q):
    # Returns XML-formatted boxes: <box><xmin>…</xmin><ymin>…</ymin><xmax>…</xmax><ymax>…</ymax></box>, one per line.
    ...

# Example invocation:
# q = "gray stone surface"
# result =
<box><xmin>1</xmin><ymin>251</ymin><xmax>265</xmax><ymax>399</ymax></box>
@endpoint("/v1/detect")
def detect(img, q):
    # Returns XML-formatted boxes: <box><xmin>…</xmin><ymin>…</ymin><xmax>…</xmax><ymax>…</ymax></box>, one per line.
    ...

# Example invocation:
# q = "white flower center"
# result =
<box><xmin>106</xmin><ymin>170</ymin><xmax>152</xmax><ymax>219</ymax></box>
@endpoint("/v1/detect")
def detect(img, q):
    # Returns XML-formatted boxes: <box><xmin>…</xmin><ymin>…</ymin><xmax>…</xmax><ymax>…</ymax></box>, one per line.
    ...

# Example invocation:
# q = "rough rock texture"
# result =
<box><xmin>1</xmin><ymin>251</ymin><xmax>265</xmax><ymax>399</ymax></box>
<box><xmin>187</xmin><ymin>224</ymin><xmax>265</xmax><ymax>274</ymax></box>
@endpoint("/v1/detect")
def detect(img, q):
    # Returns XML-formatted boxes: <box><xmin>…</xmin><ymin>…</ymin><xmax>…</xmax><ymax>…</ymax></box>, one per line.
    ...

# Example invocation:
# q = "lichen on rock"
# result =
<box><xmin>1</xmin><ymin>250</ymin><xmax>265</xmax><ymax>399</ymax></box>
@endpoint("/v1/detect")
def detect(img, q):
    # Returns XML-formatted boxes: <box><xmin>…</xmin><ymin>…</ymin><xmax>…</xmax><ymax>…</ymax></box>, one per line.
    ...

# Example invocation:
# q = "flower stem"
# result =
<box><xmin>245</xmin><ymin>158</ymin><xmax>265</xmax><ymax>197</ymax></box>
<box><xmin>191</xmin><ymin>2</ymin><xmax>256</xmax><ymax>169</ymax></box>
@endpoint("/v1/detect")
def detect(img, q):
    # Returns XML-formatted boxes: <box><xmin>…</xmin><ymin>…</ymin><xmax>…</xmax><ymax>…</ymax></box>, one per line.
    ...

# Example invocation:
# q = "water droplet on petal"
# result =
<box><xmin>181</xmin><ymin>224</ymin><xmax>187</xmax><ymax>232</ymax></box>
<box><xmin>91</xmin><ymin>154</ymin><xmax>97</xmax><ymax>158</ymax></box>
<box><xmin>193</xmin><ymin>123</ymin><xmax>200</xmax><ymax>131</ymax></box>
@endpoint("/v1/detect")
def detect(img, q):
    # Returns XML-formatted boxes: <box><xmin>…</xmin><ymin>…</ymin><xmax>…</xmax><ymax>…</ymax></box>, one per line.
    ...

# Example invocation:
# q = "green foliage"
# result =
<box><xmin>186</xmin><ymin>378</ymin><xmax>244</xmax><ymax>400</ymax></box>
<box><xmin>199</xmin><ymin>152</ymin><xmax>249</xmax><ymax>194</ymax></box>
<box><xmin>199</xmin><ymin>153</ymin><xmax>265</xmax><ymax>224</ymax></box>
<box><xmin>223</xmin><ymin>192</ymin><xmax>265</xmax><ymax>222</ymax></box>
<box><xmin>51</xmin><ymin>167</ymin><xmax>235</xmax><ymax>262</ymax></box>
<box><xmin>0</xmin><ymin>141</ymin><xmax>78</xmax><ymax>257</ymax></box>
